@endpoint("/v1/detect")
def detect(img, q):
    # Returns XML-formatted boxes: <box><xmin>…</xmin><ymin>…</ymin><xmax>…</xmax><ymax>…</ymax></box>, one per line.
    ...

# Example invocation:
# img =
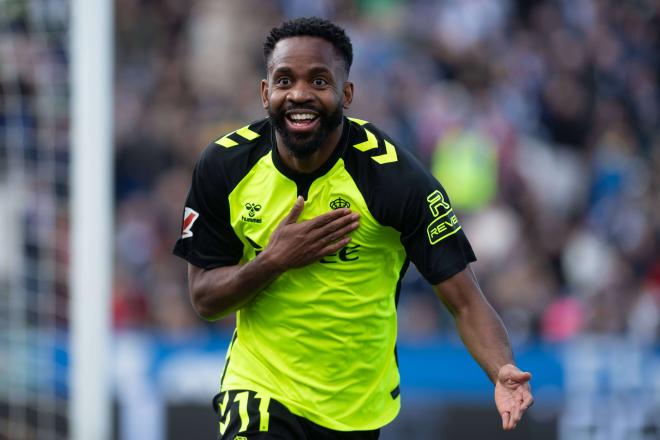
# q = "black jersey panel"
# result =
<box><xmin>342</xmin><ymin>120</ymin><xmax>476</xmax><ymax>285</ymax></box>
<box><xmin>173</xmin><ymin>120</ymin><xmax>271</xmax><ymax>269</ymax></box>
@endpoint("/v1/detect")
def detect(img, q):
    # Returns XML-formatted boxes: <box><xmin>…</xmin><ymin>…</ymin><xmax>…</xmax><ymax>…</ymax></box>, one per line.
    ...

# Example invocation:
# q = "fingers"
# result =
<box><xmin>510</xmin><ymin>404</ymin><xmax>522</xmax><ymax>429</ymax></box>
<box><xmin>501</xmin><ymin>389</ymin><xmax>533</xmax><ymax>431</ymax></box>
<box><xmin>318</xmin><ymin>236</ymin><xmax>353</xmax><ymax>256</ymax></box>
<box><xmin>312</xmin><ymin>212</ymin><xmax>359</xmax><ymax>257</ymax></box>
<box><xmin>309</xmin><ymin>209</ymin><xmax>360</xmax><ymax>257</ymax></box>
<box><xmin>502</xmin><ymin>406</ymin><xmax>521</xmax><ymax>430</ymax></box>
<box><xmin>310</xmin><ymin>211</ymin><xmax>359</xmax><ymax>241</ymax></box>
<box><xmin>282</xmin><ymin>196</ymin><xmax>305</xmax><ymax>224</ymax></box>
<box><xmin>501</xmin><ymin>411</ymin><xmax>511</xmax><ymax>430</ymax></box>
<box><xmin>306</xmin><ymin>207</ymin><xmax>354</xmax><ymax>229</ymax></box>
<box><xmin>319</xmin><ymin>218</ymin><xmax>360</xmax><ymax>245</ymax></box>
<box><xmin>521</xmin><ymin>390</ymin><xmax>534</xmax><ymax>411</ymax></box>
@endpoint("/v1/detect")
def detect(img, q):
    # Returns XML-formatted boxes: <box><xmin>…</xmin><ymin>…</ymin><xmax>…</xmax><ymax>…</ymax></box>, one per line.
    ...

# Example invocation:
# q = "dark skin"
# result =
<box><xmin>262</xmin><ymin>36</ymin><xmax>354</xmax><ymax>172</ymax></box>
<box><xmin>187</xmin><ymin>36</ymin><xmax>532</xmax><ymax>431</ymax></box>
<box><xmin>434</xmin><ymin>267</ymin><xmax>533</xmax><ymax>429</ymax></box>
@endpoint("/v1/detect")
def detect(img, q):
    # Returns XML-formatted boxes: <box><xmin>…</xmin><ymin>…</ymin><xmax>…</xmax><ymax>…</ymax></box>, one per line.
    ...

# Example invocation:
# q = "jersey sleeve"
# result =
<box><xmin>395</xmin><ymin>166</ymin><xmax>476</xmax><ymax>285</ymax></box>
<box><xmin>172</xmin><ymin>146</ymin><xmax>244</xmax><ymax>269</ymax></box>
<box><xmin>345</xmin><ymin>121</ymin><xmax>476</xmax><ymax>285</ymax></box>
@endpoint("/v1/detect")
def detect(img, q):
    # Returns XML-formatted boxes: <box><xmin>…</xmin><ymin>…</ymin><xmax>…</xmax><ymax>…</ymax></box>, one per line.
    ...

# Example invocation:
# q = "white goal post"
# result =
<box><xmin>70</xmin><ymin>0</ymin><xmax>113</xmax><ymax>438</ymax></box>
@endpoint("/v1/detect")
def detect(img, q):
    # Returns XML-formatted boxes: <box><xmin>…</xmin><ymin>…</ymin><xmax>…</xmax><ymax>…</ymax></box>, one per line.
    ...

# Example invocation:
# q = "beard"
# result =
<box><xmin>269</xmin><ymin>103</ymin><xmax>343</xmax><ymax>159</ymax></box>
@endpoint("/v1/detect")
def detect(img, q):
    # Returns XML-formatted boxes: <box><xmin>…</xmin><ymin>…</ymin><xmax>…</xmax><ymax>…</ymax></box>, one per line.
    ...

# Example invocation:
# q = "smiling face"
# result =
<box><xmin>261</xmin><ymin>36</ymin><xmax>353</xmax><ymax>159</ymax></box>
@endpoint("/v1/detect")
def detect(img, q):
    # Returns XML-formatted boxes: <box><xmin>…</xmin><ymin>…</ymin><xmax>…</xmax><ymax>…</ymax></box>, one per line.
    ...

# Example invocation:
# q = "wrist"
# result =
<box><xmin>254</xmin><ymin>249</ymin><xmax>287</xmax><ymax>277</ymax></box>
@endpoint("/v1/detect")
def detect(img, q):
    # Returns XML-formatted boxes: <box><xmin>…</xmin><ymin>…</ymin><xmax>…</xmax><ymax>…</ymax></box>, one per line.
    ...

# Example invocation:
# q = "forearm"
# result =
<box><xmin>434</xmin><ymin>268</ymin><xmax>514</xmax><ymax>383</ymax></box>
<box><xmin>188</xmin><ymin>251</ymin><xmax>284</xmax><ymax>320</ymax></box>
<box><xmin>454</xmin><ymin>300</ymin><xmax>513</xmax><ymax>383</ymax></box>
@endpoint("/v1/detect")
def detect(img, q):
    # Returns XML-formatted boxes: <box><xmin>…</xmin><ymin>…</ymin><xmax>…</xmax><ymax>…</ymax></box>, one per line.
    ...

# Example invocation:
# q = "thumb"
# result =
<box><xmin>499</xmin><ymin>364</ymin><xmax>532</xmax><ymax>382</ymax></box>
<box><xmin>512</xmin><ymin>370</ymin><xmax>532</xmax><ymax>382</ymax></box>
<box><xmin>283</xmin><ymin>196</ymin><xmax>304</xmax><ymax>224</ymax></box>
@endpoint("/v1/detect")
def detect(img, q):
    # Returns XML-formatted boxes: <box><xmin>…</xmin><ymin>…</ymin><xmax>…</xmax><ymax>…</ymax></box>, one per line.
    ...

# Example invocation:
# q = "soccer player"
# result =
<box><xmin>174</xmin><ymin>17</ymin><xmax>533</xmax><ymax>440</ymax></box>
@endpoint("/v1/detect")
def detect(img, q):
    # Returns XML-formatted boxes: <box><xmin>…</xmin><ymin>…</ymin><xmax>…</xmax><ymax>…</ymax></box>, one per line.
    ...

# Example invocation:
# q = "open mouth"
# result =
<box><xmin>285</xmin><ymin>111</ymin><xmax>320</xmax><ymax>131</ymax></box>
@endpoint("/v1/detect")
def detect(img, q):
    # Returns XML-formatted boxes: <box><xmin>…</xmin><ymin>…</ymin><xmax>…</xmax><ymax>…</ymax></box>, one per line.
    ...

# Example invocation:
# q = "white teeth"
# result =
<box><xmin>289</xmin><ymin>113</ymin><xmax>316</xmax><ymax>121</ymax></box>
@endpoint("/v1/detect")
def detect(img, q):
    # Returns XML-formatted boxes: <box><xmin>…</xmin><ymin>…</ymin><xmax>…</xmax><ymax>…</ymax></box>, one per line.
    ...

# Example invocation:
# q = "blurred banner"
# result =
<box><xmin>112</xmin><ymin>332</ymin><xmax>659</xmax><ymax>439</ymax></box>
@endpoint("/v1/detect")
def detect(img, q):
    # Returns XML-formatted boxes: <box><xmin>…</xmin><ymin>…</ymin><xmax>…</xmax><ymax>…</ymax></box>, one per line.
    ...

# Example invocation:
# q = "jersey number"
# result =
<box><xmin>218</xmin><ymin>391</ymin><xmax>270</xmax><ymax>435</ymax></box>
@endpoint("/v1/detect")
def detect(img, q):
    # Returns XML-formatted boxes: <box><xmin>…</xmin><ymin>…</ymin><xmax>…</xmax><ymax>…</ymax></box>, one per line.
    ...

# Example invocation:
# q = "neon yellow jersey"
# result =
<box><xmin>174</xmin><ymin>117</ymin><xmax>476</xmax><ymax>430</ymax></box>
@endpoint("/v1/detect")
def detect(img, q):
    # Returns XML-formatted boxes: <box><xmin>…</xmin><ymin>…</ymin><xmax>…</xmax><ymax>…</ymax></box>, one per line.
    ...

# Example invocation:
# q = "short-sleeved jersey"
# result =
<box><xmin>173</xmin><ymin>117</ymin><xmax>476</xmax><ymax>431</ymax></box>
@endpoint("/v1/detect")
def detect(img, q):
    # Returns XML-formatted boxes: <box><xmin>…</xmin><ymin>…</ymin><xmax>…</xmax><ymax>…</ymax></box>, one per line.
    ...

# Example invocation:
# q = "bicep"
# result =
<box><xmin>187</xmin><ymin>263</ymin><xmax>203</xmax><ymax>294</ymax></box>
<box><xmin>432</xmin><ymin>265</ymin><xmax>486</xmax><ymax>316</ymax></box>
<box><xmin>187</xmin><ymin>262</ymin><xmax>238</xmax><ymax>295</ymax></box>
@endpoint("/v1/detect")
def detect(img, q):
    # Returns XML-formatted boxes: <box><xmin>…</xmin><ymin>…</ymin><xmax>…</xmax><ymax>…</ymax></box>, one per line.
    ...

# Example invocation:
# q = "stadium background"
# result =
<box><xmin>2</xmin><ymin>0</ymin><xmax>659</xmax><ymax>439</ymax></box>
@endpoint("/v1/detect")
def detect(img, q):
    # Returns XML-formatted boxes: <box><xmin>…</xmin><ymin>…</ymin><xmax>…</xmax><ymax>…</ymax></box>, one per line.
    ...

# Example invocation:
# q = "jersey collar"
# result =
<box><xmin>270</xmin><ymin>117</ymin><xmax>351</xmax><ymax>186</ymax></box>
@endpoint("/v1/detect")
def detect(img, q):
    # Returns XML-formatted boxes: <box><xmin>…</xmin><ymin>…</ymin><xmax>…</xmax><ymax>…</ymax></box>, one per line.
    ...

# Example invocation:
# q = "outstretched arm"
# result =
<box><xmin>433</xmin><ymin>266</ymin><xmax>533</xmax><ymax>430</ymax></box>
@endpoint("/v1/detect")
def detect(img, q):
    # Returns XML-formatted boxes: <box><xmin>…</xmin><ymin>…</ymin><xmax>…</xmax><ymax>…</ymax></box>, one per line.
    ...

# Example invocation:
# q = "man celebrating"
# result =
<box><xmin>174</xmin><ymin>17</ymin><xmax>532</xmax><ymax>440</ymax></box>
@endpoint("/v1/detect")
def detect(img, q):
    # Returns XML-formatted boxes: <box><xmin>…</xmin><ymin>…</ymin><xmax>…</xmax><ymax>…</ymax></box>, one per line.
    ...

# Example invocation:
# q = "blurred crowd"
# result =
<box><xmin>111</xmin><ymin>0</ymin><xmax>660</xmax><ymax>345</ymax></box>
<box><xmin>2</xmin><ymin>1</ymin><xmax>655</xmax><ymax>438</ymax></box>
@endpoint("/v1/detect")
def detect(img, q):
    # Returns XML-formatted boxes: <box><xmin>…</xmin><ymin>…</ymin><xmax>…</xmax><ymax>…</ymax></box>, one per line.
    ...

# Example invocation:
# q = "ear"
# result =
<box><xmin>342</xmin><ymin>81</ymin><xmax>354</xmax><ymax>109</ymax></box>
<box><xmin>260</xmin><ymin>79</ymin><xmax>269</xmax><ymax>110</ymax></box>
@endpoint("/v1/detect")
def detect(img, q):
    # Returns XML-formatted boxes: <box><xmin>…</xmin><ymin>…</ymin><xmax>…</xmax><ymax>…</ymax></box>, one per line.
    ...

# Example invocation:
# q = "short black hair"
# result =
<box><xmin>263</xmin><ymin>17</ymin><xmax>353</xmax><ymax>75</ymax></box>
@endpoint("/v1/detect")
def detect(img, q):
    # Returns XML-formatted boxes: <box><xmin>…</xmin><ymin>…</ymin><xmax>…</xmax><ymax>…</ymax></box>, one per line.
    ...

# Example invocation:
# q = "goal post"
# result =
<box><xmin>69</xmin><ymin>0</ymin><xmax>114</xmax><ymax>438</ymax></box>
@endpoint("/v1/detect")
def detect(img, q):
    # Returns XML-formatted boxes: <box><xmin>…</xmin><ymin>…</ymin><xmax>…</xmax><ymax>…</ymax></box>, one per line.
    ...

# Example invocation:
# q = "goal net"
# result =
<box><xmin>1</xmin><ymin>1</ymin><xmax>71</xmax><ymax>438</ymax></box>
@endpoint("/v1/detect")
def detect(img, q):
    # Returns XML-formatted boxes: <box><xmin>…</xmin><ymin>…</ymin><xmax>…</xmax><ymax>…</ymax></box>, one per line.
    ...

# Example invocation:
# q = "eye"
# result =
<box><xmin>312</xmin><ymin>78</ymin><xmax>328</xmax><ymax>87</ymax></box>
<box><xmin>275</xmin><ymin>77</ymin><xmax>291</xmax><ymax>86</ymax></box>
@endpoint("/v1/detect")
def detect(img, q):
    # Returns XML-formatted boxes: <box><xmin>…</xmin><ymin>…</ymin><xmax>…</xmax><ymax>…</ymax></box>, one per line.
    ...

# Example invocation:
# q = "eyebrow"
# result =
<box><xmin>270</xmin><ymin>64</ymin><xmax>333</xmax><ymax>77</ymax></box>
<box><xmin>308</xmin><ymin>66</ymin><xmax>333</xmax><ymax>76</ymax></box>
<box><xmin>270</xmin><ymin>66</ymin><xmax>294</xmax><ymax>76</ymax></box>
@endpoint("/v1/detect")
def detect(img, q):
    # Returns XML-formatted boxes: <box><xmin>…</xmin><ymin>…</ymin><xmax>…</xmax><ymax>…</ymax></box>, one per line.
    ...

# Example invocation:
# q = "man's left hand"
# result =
<box><xmin>494</xmin><ymin>364</ymin><xmax>533</xmax><ymax>430</ymax></box>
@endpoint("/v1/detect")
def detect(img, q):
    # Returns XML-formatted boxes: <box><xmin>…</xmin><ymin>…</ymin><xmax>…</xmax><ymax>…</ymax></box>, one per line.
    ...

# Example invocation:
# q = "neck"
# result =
<box><xmin>275</xmin><ymin>120</ymin><xmax>344</xmax><ymax>174</ymax></box>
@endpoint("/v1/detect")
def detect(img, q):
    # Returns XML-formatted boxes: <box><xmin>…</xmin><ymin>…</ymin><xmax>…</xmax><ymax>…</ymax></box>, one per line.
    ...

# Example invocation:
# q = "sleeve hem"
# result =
<box><xmin>422</xmin><ymin>257</ymin><xmax>477</xmax><ymax>285</ymax></box>
<box><xmin>172</xmin><ymin>245</ymin><xmax>240</xmax><ymax>270</ymax></box>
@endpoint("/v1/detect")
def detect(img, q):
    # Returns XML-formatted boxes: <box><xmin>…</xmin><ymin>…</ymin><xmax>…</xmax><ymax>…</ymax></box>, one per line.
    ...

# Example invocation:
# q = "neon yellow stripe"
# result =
<box><xmin>372</xmin><ymin>140</ymin><xmax>398</xmax><ymax>164</ymax></box>
<box><xmin>236</xmin><ymin>125</ymin><xmax>260</xmax><ymax>141</ymax></box>
<box><xmin>235</xmin><ymin>391</ymin><xmax>250</xmax><ymax>432</ymax></box>
<box><xmin>348</xmin><ymin>117</ymin><xmax>369</xmax><ymax>126</ymax></box>
<box><xmin>219</xmin><ymin>391</ymin><xmax>230</xmax><ymax>435</ymax></box>
<box><xmin>219</xmin><ymin>391</ymin><xmax>229</xmax><ymax>415</ymax></box>
<box><xmin>216</xmin><ymin>135</ymin><xmax>238</xmax><ymax>147</ymax></box>
<box><xmin>353</xmin><ymin>128</ymin><xmax>378</xmax><ymax>152</ymax></box>
<box><xmin>255</xmin><ymin>392</ymin><xmax>270</xmax><ymax>431</ymax></box>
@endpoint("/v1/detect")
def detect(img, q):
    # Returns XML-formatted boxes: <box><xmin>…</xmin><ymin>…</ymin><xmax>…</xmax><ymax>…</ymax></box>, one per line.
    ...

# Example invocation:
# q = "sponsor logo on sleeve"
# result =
<box><xmin>426</xmin><ymin>190</ymin><xmax>461</xmax><ymax>245</ymax></box>
<box><xmin>181</xmin><ymin>207</ymin><xmax>199</xmax><ymax>238</ymax></box>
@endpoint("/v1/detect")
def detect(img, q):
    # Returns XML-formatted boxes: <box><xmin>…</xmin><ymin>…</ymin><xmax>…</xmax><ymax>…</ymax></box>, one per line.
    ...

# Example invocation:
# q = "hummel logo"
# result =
<box><xmin>242</xmin><ymin>202</ymin><xmax>262</xmax><ymax>223</ymax></box>
<box><xmin>245</xmin><ymin>202</ymin><xmax>261</xmax><ymax>217</ymax></box>
<box><xmin>330</xmin><ymin>197</ymin><xmax>350</xmax><ymax>210</ymax></box>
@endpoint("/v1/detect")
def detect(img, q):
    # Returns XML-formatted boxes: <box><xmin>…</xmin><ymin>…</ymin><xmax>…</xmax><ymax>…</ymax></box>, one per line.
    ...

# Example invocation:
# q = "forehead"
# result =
<box><xmin>269</xmin><ymin>36</ymin><xmax>340</xmax><ymax>73</ymax></box>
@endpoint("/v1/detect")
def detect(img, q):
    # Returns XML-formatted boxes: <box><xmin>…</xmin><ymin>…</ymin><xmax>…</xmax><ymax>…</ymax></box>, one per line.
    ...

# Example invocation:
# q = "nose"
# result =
<box><xmin>287</xmin><ymin>81</ymin><xmax>314</xmax><ymax>104</ymax></box>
